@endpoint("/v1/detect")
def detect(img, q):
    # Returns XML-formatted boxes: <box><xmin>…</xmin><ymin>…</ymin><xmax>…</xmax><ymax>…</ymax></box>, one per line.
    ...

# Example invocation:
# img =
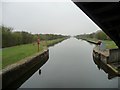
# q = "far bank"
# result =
<box><xmin>76</xmin><ymin>37</ymin><xmax>120</xmax><ymax>77</ymax></box>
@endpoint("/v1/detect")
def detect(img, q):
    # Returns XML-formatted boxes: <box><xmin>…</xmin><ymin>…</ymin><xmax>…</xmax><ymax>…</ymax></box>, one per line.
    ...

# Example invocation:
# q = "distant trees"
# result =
<box><xmin>94</xmin><ymin>31</ymin><xmax>110</xmax><ymax>40</ymax></box>
<box><xmin>1</xmin><ymin>26</ymin><xmax>69</xmax><ymax>48</ymax></box>
<box><xmin>2</xmin><ymin>26</ymin><xmax>35</xmax><ymax>48</ymax></box>
<box><xmin>39</xmin><ymin>34</ymin><xmax>67</xmax><ymax>40</ymax></box>
<box><xmin>2</xmin><ymin>26</ymin><xmax>14</xmax><ymax>47</ymax></box>
<box><xmin>75</xmin><ymin>30</ymin><xmax>111</xmax><ymax>40</ymax></box>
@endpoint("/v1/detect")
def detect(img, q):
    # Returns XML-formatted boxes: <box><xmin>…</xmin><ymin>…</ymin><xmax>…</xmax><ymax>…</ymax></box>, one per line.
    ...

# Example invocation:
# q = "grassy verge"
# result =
<box><xmin>2</xmin><ymin>43</ymin><xmax>45</xmax><ymax>69</ymax></box>
<box><xmin>102</xmin><ymin>40</ymin><xmax>118</xmax><ymax>49</ymax></box>
<box><xmin>2</xmin><ymin>38</ymin><xmax>65</xmax><ymax>69</ymax></box>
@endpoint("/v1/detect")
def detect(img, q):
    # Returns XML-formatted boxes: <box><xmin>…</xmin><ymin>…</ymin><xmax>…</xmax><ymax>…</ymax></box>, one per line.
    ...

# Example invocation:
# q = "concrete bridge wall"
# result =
<box><xmin>72</xmin><ymin>2</ymin><xmax>120</xmax><ymax>48</ymax></box>
<box><xmin>108</xmin><ymin>49</ymin><xmax>120</xmax><ymax>63</ymax></box>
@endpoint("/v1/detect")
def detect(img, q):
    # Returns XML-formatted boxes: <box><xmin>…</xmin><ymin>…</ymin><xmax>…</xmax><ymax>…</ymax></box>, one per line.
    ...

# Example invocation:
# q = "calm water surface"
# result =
<box><xmin>20</xmin><ymin>38</ymin><xmax>118</xmax><ymax>88</ymax></box>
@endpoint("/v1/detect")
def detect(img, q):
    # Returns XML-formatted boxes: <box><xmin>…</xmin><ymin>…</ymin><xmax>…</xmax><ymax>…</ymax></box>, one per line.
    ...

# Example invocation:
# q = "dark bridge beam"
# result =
<box><xmin>72</xmin><ymin>2</ymin><xmax>120</xmax><ymax>48</ymax></box>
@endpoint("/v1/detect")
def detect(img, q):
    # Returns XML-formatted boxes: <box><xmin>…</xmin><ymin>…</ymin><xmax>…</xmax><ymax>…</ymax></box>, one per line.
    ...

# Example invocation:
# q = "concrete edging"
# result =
<box><xmin>1</xmin><ymin>49</ymin><xmax>49</xmax><ymax>88</ymax></box>
<box><xmin>93</xmin><ymin>47</ymin><xmax>120</xmax><ymax>76</ymax></box>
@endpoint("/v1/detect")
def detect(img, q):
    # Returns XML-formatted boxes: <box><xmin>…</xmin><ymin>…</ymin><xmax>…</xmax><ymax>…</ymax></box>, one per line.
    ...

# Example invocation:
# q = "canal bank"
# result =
<box><xmin>1</xmin><ymin>49</ymin><xmax>49</xmax><ymax>89</ymax></box>
<box><xmin>1</xmin><ymin>38</ymin><xmax>68</xmax><ymax>89</ymax></box>
<box><xmin>78</xmin><ymin>38</ymin><xmax>120</xmax><ymax>76</ymax></box>
<box><xmin>93</xmin><ymin>55</ymin><xmax>116</xmax><ymax>79</ymax></box>
<box><xmin>93</xmin><ymin>47</ymin><xmax>120</xmax><ymax>76</ymax></box>
<box><xmin>79</xmin><ymin>38</ymin><xmax>98</xmax><ymax>45</ymax></box>
<box><xmin>2</xmin><ymin>38</ymin><xmax>68</xmax><ymax>69</ymax></box>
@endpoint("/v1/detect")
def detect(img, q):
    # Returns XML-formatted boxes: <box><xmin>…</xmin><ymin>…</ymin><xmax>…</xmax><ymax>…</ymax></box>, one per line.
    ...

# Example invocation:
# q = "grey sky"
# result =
<box><xmin>0</xmin><ymin>1</ymin><xmax>2</xmax><ymax>25</ymax></box>
<box><xmin>2</xmin><ymin>0</ymin><xmax>101</xmax><ymax>35</ymax></box>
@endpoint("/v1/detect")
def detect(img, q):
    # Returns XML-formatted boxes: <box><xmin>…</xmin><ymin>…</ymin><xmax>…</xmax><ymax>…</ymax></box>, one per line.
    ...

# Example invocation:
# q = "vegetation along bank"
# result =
<box><xmin>1</xmin><ymin>26</ymin><xmax>69</xmax><ymax>69</ymax></box>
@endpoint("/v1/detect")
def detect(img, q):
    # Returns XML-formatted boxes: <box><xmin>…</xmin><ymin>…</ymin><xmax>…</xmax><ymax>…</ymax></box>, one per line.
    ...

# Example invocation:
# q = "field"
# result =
<box><xmin>2</xmin><ymin>38</ymin><xmax>65</xmax><ymax>69</ymax></box>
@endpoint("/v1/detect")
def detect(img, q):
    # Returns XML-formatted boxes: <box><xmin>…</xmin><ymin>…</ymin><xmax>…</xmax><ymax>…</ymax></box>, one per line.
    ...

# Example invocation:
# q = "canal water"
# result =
<box><xmin>20</xmin><ymin>38</ymin><xmax>118</xmax><ymax>88</ymax></box>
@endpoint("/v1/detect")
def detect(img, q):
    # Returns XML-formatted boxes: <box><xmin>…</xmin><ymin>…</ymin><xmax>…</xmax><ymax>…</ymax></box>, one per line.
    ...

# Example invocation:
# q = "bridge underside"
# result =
<box><xmin>73</xmin><ymin>2</ymin><xmax>120</xmax><ymax>48</ymax></box>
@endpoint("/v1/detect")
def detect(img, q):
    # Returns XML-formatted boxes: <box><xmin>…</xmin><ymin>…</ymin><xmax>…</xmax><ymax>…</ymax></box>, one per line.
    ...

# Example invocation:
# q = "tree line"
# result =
<box><xmin>1</xmin><ymin>26</ymin><xmax>69</xmax><ymax>48</ymax></box>
<box><xmin>75</xmin><ymin>30</ymin><xmax>111</xmax><ymax>40</ymax></box>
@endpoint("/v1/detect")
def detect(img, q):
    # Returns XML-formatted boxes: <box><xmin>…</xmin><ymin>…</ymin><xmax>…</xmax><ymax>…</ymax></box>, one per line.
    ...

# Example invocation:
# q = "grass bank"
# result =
<box><xmin>103</xmin><ymin>40</ymin><xmax>118</xmax><ymax>49</ymax></box>
<box><xmin>2</xmin><ymin>38</ymin><xmax>66</xmax><ymax>69</ymax></box>
<box><xmin>79</xmin><ymin>38</ymin><xmax>118</xmax><ymax>49</ymax></box>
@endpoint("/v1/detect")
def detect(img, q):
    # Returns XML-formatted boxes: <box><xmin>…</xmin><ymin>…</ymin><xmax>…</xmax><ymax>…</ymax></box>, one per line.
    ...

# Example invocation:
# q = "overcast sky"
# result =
<box><xmin>2</xmin><ymin>0</ymin><xmax>101</xmax><ymax>35</ymax></box>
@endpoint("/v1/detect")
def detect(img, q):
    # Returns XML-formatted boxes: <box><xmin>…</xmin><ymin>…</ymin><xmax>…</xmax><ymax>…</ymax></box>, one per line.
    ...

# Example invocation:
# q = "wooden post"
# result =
<box><xmin>37</xmin><ymin>34</ymin><xmax>40</xmax><ymax>52</ymax></box>
<box><xmin>38</xmin><ymin>42</ymin><xmax>39</xmax><ymax>52</ymax></box>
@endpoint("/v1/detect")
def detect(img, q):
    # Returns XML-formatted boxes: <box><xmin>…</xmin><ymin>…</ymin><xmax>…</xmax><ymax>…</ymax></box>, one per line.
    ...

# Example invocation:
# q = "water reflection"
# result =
<box><xmin>92</xmin><ymin>53</ymin><xmax>118</xmax><ymax>80</ymax></box>
<box><xmin>39</xmin><ymin>69</ymin><xmax>41</xmax><ymax>75</ymax></box>
<box><xmin>4</xmin><ymin>53</ymin><xmax>49</xmax><ymax>89</ymax></box>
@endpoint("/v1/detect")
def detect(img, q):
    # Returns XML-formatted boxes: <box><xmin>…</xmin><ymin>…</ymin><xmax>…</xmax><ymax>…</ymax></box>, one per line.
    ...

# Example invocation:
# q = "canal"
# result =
<box><xmin>20</xmin><ymin>38</ymin><xmax>118</xmax><ymax>88</ymax></box>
